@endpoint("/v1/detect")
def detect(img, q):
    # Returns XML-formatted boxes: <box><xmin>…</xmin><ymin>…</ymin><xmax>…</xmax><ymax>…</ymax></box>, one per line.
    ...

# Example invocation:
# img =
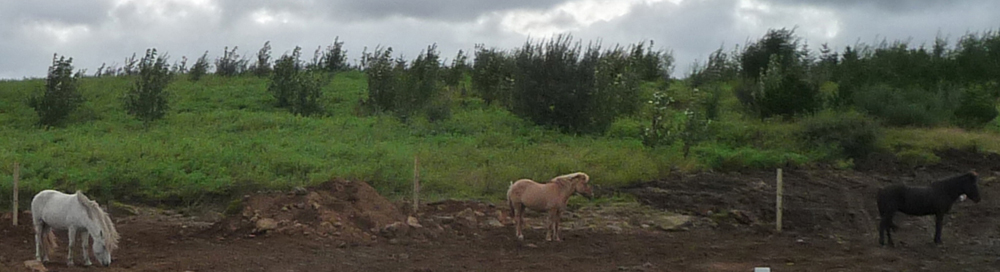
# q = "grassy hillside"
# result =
<box><xmin>1</xmin><ymin>72</ymin><xmax>692</xmax><ymax>206</ymax></box>
<box><xmin>3</xmin><ymin>56</ymin><xmax>1000</xmax><ymax>208</ymax></box>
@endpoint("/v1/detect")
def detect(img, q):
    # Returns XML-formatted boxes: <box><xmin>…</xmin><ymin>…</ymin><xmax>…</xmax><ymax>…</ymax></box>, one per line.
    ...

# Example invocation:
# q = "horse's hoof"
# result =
<box><xmin>517</xmin><ymin>235</ymin><xmax>524</xmax><ymax>241</ymax></box>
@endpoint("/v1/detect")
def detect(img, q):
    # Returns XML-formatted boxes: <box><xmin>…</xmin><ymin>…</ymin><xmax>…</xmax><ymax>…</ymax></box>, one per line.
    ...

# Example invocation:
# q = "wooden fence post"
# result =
<box><xmin>775</xmin><ymin>168</ymin><xmax>783</xmax><ymax>233</ymax></box>
<box><xmin>413</xmin><ymin>154</ymin><xmax>420</xmax><ymax>214</ymax></box>
<box><xmin>13</xmin><ymin>162</ymin><xmax>20</xmax><ymax>226</ymax></box>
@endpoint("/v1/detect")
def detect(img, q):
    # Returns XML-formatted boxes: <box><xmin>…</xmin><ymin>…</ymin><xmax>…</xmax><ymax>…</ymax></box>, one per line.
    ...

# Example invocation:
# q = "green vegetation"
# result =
<box><xmin>2</xmin><ymin>28</ymin><xmax>1000</xmax><ymax>209</ymax></box>
<box><xmin>123</xmin><ymin>49</ymin><xmax>173</xmax><ymax>123</ymax></box>
<box><xmin>28</xmin><ymin>54</ymin><xmax>84</xmax><ymax>127</ymax></box>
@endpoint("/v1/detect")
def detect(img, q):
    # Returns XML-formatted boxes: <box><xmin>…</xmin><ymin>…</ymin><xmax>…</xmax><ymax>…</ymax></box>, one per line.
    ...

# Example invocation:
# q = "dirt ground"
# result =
<box><xmin>3</xmin><ymin>149</ymin><xmax>1000</xmax><ymax>272</ymax></box>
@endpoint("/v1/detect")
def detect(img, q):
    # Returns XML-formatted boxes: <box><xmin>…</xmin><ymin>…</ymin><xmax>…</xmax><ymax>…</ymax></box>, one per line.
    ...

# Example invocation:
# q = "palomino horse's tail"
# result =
<box><xmin>43</xmin><ymin>229</ymin><xmax>58</xmax><ymax>255</ymax></box>
<box><xmin>506</xmin><ymin>181</ymin><xmax>515</xmax><ymax>219</ymax></box>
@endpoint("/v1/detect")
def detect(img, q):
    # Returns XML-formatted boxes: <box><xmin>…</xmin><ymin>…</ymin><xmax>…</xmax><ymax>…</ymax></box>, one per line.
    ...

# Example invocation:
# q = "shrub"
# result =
<box><xmin>289</xmin><ymin>72</ymin><xmax>325</xmax><ymax>116</ymax></box>
<box><xmin>738</xmin><ymin>29</ymin><xmax>819</xmax><ymax>118</ymax></box>
<box><xmin>852</xmin><ymin>84</ymin><xmax>955</xmax><ymax>127</ymax></box>
<box><xmin>173</xmin><ymin>56</ymin><xmax>189</xmax><ymax>74</ymax></box>
<box><xmin>362</xmin><ymin>46</ymin><xmax>400</xmax><ymax>113</ymax></box>
<box><xmin>510</xmin><ymin>34</ymin><xmax>598</xmax><ymax>133</ymax></box>
<box><xmin>124</xmin><ymin>48</ymin><xmax>173</xmax><ymax>123</ymax></box>
<box><xmin>471</xmin><ymin>45</ymin><xmax>514</xmax><ymax>106</ymax></box>
<box><xmin>189</xmin><ymin>51</ymin><xmax>210</xmax><ymax>81</ymax></box>
<box><xmin>397</xmin><ymin>44</ymin><xmax>443</xmax><ymax>119</ymax></box>
<box><xmin>318</xmin><ymin>37</ymin><xmax>348</xmax><ymax>73</ymax></box>
<box><xmin>629</xmin><ymin>41</ymin><xmax>672</xmax><ymax>82</ymax></box>
<box><xmin>361</xmin><ymin>44</ymin><xmax>444</xmax><ymax>120</ymax></box>
<box><xmin>444</xmin><ymin>49</ymin><xmax>469</xmax><ymax>88</ymax></box>
<box><xmin>250</xmin><ymin>41</ymin><xmax>272</xmax><ymax>77</ymax></box>
<box><xmin>215</xmin><ymin>46</ymin><xmax>247</xmax><ymax>77</ymax></box>
<box><xmin>799</xmin><ymin>109</ymin><xmax>882</xmax><ymax>161</ymax></box>
<box><xmin>269</xmin><ymin>47</ymin><xmax>325</xmax><ymax>116</ymax></box>
<box><xmin>594</xmin><ymin>45</ymin><xmax>642</xmax><ymax>121</ymax></box>
<box><xmin>954</xmin><ymin>84</ymin><xmax>998</xmax><ymax>128</ymax></box>
<box><xmin>28</xmin><ymin>54</ymin><xmax>84</xmax><ymax>126</ymax></box>
<box><xmin>122</xmin><ymin>53</ymin><xmax>139</xmax><ymax>76</ymax></box>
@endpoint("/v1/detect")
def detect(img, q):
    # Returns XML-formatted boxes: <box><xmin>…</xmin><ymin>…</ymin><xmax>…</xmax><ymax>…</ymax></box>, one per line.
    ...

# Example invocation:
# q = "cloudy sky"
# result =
<box><xmin>1</xmin><ymin>0</ymin><xmax>998</xmax><ymax>79</ymax></box>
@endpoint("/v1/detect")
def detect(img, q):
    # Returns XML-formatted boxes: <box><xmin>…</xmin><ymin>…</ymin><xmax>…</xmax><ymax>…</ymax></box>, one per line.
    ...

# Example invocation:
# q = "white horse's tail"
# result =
<box><xmin>43</xmin><ymin>229</ymin><xmax>58</xmax><ymax>255</ymax></box>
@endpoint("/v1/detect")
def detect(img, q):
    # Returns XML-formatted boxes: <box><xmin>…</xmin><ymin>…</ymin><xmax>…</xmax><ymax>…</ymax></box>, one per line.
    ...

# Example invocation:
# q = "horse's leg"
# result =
<box><xmin>33</xmin><ymin>221</ymin><xmax>44</xmax><ymax>262</ymax></box>
<box><xmin>553</xmin><ymin>209</ymin><xmax>563</xmax><ymax>242</ymax></box>
<box><xmin>545</xmin><ymin>209</ymin><xmax>557</xmax><ymax>242</ymax></box>
<box><xmin>80</xmin><ymin>231</ymin><xmax>92</xmax><ymax>266</ymax></box>
<box><xmin>879</xmin><ymin>211</ymin><xmax>896</xmax><ymax>247</ymax></box>
<box><xmin>513</xmin><ymin>203</ymin><xmax>525</xmax><ymax>240</ymax></box>
<box><xmin>878</xmin><ymin>216</ymin><xmax>888</xmax><ymax>246</ymax></box>
<box><xmin>66</xmin><ymin>227</ymin><xmax>76</xmax><ymax>266</ymax></box>
<box><xmin>934</xmin><ymin>213</ymin><xmax>944</xmax><ymax>245</ymax></box>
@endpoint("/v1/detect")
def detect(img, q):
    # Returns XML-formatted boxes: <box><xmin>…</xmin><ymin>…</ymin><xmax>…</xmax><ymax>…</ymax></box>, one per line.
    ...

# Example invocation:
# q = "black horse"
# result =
<box><xmin>877</xmin><ymin>171</ymin><xmax>981</xmax><ymax>246</ymax></box>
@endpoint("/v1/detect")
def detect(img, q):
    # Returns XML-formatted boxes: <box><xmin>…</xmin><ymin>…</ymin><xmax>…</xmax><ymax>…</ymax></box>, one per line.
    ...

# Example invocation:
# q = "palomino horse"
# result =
<box><xmin>877</xmin><ymin>171</ymin><xmax>981</xmax><ymax>246</ymax></box>
<box><xmin>32</xmin><ymin>190</ymin><xmax>120</xmax><ymax>266</ymax></box>
<box><xmin>507</xmin><ymin>172</ymin><xmax>592</xmax><ymax>241</ymax></box>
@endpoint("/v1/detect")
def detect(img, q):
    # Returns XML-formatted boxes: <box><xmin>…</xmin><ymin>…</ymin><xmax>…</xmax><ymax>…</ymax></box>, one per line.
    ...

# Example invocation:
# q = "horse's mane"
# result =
<box><xmin>75</xmin><ymin>191</ymin><xmax>120</xmax><ymax>252</ymax></box>
<box><xmin>550</xmin><ymin>172</ymin><xmax>590</xmax><ymax>187</ymax></box>
<box><xmin>932</xmin><ymin>171</ymin><xmax>977</xmax><ymax>187</ymax></box>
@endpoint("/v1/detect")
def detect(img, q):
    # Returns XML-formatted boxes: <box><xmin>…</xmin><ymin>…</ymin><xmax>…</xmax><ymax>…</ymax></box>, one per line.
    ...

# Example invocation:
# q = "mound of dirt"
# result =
<box><xmin>207</xmin><ymin>179</ymin><xmax>405</xmax><ymax>244</ymax></box>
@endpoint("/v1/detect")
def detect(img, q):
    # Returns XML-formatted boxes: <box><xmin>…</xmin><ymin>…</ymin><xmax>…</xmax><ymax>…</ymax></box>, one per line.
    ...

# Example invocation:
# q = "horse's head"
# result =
<box><xmin>963</xmin><ymin>171</ymin><xmax>982</xmax><ymax>203</ymax></box>
<box><xmin>567</xmin><ymin>172</ymin><xmax>593</xmax><ymax>198</ymax></box>
<box><xmin>92</xmin><ymin>230</ymin><xmax>112</xmax><ymax>266</ymax></box>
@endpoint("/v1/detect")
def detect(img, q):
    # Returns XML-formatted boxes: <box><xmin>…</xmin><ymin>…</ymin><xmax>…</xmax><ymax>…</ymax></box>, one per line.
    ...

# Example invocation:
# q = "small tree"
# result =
<box><xmin>124</xmin><ymin>48</ymin><xmax>173</xmax><ymax>123</ymax></box>
<box><xmin>173</xmin><ymin>56</ymin><xmax>189</xmax><ymax>74</ymax></box>
<box><xmin>29</xmin><ymin>54</ymin><xmax>84</xmax><ymax>126</ymax></box>
<box><xmin>269</xmin><ymin>47</ymin><xmax>325</xmax><ymax>116</ymax></box>
<box><xmin>250</xmin><ymin>41</ymin><xmax>272</xmax><ymax>77</ymax></box>
<box><xmin>320</xmin><ymin>37</ymin><xmax>348</xmax><ymax>72</ymax></box>
<box><xmin>444</xmin><ymin>49</ymin><xmax>469</xmax><ymax>88</ymax></box>
<box><xmin>215</xmin><ymin>46</ymin><xmax>247</xmax><ymax>76</ymax></box>
<box><xmin>397</xmin><ymin>44</ymin><xmax>442</xmax><ymax>118</ymax></box>
<box><xmin>122</xmin><ymin>53</ymin><xmax>139</xmax><ymax>76</ymax></box>
<box><xmin>270</xmin><ymin>47</ymin><xmax>303</xmax><ymax>108</ymax></box>
<box><xmin>362</xmin><ymin>46</ymin><xmax>399</xmax><ymax>113</ymax></box>
<box><xmin>471</xmin><ymin>45</ymin><xmax>514</xmax><ymax>106</ymax></box>
<box><xmin>189</xmin><ymin>51</ymin><xmax>210</xmax><ymax>81</ymax></box>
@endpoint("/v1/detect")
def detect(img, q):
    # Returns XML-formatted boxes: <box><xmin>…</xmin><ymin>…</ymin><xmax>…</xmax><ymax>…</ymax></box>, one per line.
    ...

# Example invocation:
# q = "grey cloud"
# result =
<box><xmin>331</xmin><ymin>0</ymin><xmax>570</xmax><ymax>21</ymax></box>
<box><xmin>760</xmin><ymin>0</ymin><xmax>954</xmax><ymax>13</ymax></box>
<box><xmin>0</xmin><ymin>0</ymin><xmax>115</xmax><ymax>25</ymax></box>
<box><xmin>573</xmin><ymin>0</ymin><xmax>745</xmax><ymax>75</ymax></box>
<box><xmin>214</xmin><ymin>0</ymin><xmax>571</xmax><ymax>23</ymax></box>
<box><xmin>2</xmin><ymin>0</ymin><xmax>1000</xmax><ymax>79</ymax></box>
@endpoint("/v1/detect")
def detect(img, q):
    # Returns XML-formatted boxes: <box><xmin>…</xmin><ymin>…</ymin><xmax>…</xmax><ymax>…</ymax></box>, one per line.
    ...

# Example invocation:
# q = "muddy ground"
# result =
<box><xmin>3</xmin><ymin>149</ymin><xmax>1000</xmax><ymax>272</ymax></box>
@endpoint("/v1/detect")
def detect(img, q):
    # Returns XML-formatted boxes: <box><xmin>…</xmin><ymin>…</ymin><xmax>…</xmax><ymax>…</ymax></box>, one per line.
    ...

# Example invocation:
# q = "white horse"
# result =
<box><xmin>31</xmin><ymin>190</ymin><xmax>120</xmax><ymax>266</ymax></box>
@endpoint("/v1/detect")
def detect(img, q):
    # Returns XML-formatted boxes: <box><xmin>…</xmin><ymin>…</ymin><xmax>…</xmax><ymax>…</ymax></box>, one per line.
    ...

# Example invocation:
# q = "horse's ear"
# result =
<box><xmin>575</xmin><ymin>172</ymin><xmax>589</xmax><ymax>183</ymax></box>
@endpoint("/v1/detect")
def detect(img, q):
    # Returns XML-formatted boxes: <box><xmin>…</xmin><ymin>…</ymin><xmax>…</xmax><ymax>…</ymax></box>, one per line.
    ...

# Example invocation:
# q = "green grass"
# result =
<box><xmin>0</xmin><ymin>72</ymin><xmax>675</xmax><ymax>207</ymax></box>
<box><xmin>2</xmin><ymin>72</ymin><xmax>1000</xmax><ymax>209</ymax></box>
<box><xmin>883</xmin><ymin>127</ymin><xmax>1000</xmax><ymax>155</ymax></box>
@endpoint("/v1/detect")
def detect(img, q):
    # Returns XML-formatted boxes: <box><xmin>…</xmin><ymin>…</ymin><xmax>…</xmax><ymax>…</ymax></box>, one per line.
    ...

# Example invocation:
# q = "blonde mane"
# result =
<box><xmin>550</xmin><ymin>172</ymin><xmax>589</xmax><ymax>186</ymax></box>
<box><xmin>75</xmin><ymin>191</ymin><xmax>120</xmax><ymax>252</ymax></box>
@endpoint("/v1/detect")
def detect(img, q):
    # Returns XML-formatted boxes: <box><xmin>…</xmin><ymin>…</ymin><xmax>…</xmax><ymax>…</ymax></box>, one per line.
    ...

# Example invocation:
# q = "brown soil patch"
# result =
<box><xmin>2</xmin><ymin>149</ymin><xmax>1000</xmax><ymax>271</ymax></box>
<box><xmin>206</xmin><ymin>179</ymin><xmax>405</xmax><ymax>244</ymax></box>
